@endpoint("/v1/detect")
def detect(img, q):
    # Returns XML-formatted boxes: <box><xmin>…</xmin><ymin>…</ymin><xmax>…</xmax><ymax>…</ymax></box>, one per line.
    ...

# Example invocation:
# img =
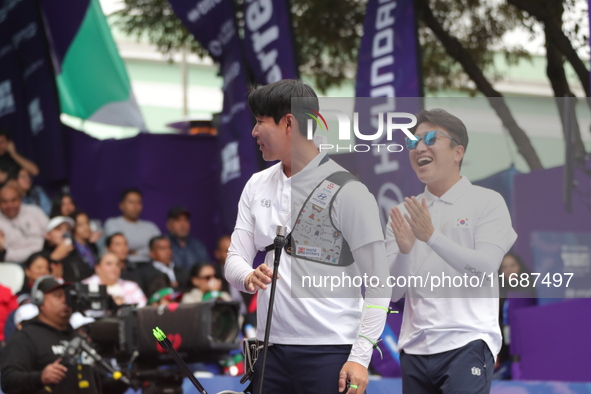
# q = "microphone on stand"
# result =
<box><xmin>257</xmin><ymin>225</ymin><xmax>286</xmax><ymax>394</ymax></box>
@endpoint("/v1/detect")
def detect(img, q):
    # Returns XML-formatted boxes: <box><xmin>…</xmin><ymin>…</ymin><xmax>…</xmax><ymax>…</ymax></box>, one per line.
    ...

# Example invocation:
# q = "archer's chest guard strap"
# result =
<box><xmin>288</xmin><ymin>171</ymin><xmax>358</xmax><ymax>267</ymax></box>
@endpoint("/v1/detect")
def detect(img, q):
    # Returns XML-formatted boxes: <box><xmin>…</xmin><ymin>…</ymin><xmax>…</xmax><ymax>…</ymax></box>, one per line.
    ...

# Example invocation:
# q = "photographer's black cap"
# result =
<box><xmin>167</xmin><ymin>206</ymin><xmax>191</xmax><ymax>219</ymax></box>
<box><xmin>37</xmin><ymin>277</ymin><xmax>71</xmax><ymax>294</ymax></box>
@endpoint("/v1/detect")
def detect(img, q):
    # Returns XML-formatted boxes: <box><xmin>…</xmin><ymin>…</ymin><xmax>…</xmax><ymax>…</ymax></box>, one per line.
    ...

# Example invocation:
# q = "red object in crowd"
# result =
<box><xmin>0</xmin><ymin>285</ymin><xmax>18</xmax><ymax>341</ymax></box>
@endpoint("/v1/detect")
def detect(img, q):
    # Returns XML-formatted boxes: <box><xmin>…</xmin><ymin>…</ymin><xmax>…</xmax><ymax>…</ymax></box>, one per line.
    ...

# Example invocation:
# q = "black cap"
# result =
<box><xmin>167</xmin><ymin>206</ymin><xmax>191</xmax><ymax>219</ymax></box>
<box><xmin>37</xmin><ymin>277</ymin><xmax>71</xmax><ymax>294</ymax></box>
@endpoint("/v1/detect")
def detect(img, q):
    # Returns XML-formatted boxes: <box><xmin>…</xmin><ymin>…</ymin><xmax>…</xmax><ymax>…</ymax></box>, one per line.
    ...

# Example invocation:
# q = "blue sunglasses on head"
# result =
<box><xmin>406</xmin><ymin>130</ymin><xmax>459</xmax><ymax>150</ymax></box>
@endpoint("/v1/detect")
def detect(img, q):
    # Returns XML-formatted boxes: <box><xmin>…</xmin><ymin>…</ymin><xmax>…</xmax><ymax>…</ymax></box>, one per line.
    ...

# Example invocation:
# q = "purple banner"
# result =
<box><xmin>512</xmin><ymin>161</ymin><xmax>591</xmax><ymax>272</ymax></box>
<box><xmin>0</xmin><ymin>0</ymin><xmax>66</xmax><ymax>185</ymax></box>
<box><xmin>354</xmin><ymin>0</ymin><xmax>423</xmax><ymax>374</ymax></box>
<box><xmin>511</xmin><ymin>298</ymin><xmax>591</xmax><ymax>381</ymax></box>
<box><xmin>66</xmin><ymin>127</ymin><xmax>222</xmax><ymax>254</ymax></box>
<box><xmin>354</xmin><ymin>0</ymin><xmax>423</xmax><ymax>227</ymax></box>
<box><xmin>242</xmin><ymin>0</ymin><xmax>298</xmax><ymax>84</ymax></box>
<box><xmin>167</xmin><ymin>0</ymin><xmax>260</xmax><ymax>232</ymax></box>
<box><xmin>38</xmin><ymin>0</ymin><xmax>89</xmax><ymax>68</ymax></box>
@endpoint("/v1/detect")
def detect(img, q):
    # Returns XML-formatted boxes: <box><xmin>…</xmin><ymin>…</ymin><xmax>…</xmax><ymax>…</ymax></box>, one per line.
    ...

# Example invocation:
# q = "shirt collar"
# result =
<box><xmin>153</xmin><ymin>260</ymin><xmax>175</xmax><ymax>271</ymax></box>
<box><xmin>293</xmin><ymin>150</ymin><xmax>326</xmax><ymax>177</ymax></box>
<box><xmin>423</xmin><ymin>176</ymin><xmax>471</xmax><ymax>205</ymax></box>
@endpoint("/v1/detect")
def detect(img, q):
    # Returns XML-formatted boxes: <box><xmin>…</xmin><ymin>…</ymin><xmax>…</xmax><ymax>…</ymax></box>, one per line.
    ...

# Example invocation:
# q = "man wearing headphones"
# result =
<box><xmin>0</xmin><ymin>276</ymin><xmax>113</xmax><ymax>394</ymax></box>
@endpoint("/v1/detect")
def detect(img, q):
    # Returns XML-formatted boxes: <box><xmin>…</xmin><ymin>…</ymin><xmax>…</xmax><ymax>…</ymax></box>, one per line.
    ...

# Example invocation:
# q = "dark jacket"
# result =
<box><xmin>120</xmin><ymin>259</ymin><xmax>150</xmax><ymax>292</ymax></box>
<box><xmin>167</xmin><ymin>233</ymin><xmax>210</xmax><ymax>271</ymax></box>
<box><xmin>1</xmin><ymin>319</ymin><xmax>103</xmax><ymax>394</ymax></box>
<box><xmin>141</xmin><ymin>262</ymin><xmax>189</xmax><ymax>296</ymax></box>
<box><xmin>43</xmin><ymin>242</ymin><xmax>95</xmax><ymax>282</ymax></box>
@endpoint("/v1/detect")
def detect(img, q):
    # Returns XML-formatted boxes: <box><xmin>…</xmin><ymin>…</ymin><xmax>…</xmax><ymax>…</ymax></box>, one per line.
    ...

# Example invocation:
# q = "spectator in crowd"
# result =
<box><xmin>15</xmin><ymin>168</ymin><xmax>51</xmax><ymax>216</ymax></box>
<box><xmin>182</xmin><ymin>263</ymin><xmax>231</xmax><ymax>304</ymax></box>
<box><xmin>0</xmin><ymin>284</ymin><xmax>17</xmax><ymax>343</ymax></box>
<box><xmin>145</xmin><ymin>236</ymin><xmax>188</xmax><ymax>292</ymax></box>
<box><xmin>49</xmin><ymin>259</ymin><xmax>64</xmax><ymax>282</ymax></box>
<box><xmin>214</xmin><ymin>235</ymin><xmax>231</xmax><ymax>266</ymax></box>
<box><xmin>105</xmin><ymin>232</ymin><xmax>149</xmax><ymax>292</ymax></box>
<box><xmin>14</xmin><ymin>303</ymin><xmax>38</xmax><ymax>331</ymax></box>
<box><xmin>1</xmin><ymin>276</ymin><xmax>127</xmax><ymax>394</ymax></box>
<box><xmin>213</xmin><ymin>235</ymin><xmax>251</xmax><ymax>327</ymax></box>
<box><xmin>214</xmin><ymin>234</ymin><xmax>233</xmax><ymax>286</ymax></box>
<box><xmin>147</xmin><ymin>287</ymin><xmax>179</xmax><ymax>306</ymax></box>
<box><xmin>106</xmin><ymin>233</ymin><xmax>128</xmax><ymax>266</ymax></box>
<box><xmin>69</xmin><ymin>312</ymin><xmax>95</xmax><ymax>333</ymax></box>
<box><xmin>166</xmin><ymin>206</ymin><xmax>209</xmax><ymax>271</ymax></box>
<box><xmin>4</xmin><ymin>303</ymin><xmax>39</xmax><ymax>343</ymax></box>
<box><xmin>83</xmin><ymin>252</ymin><xmax>146</xmax><ymax>307</ymax></box>
<box><xmin>43</xmin><ymin>216</ymin><xmax>93</xmax><ymax>282</ymax></box>
<box><xmin>49</xmin><ymin>191</ymin><xmax>77</xmax><ymax>219</ymax></box>
<box><xmin>0</xmin><ymin>128</ymin><xmax>39</xmax><ymax>184</ymax></box>
<box><xmin>499</xmin><ymin>252</ymin><xmax>534</xmax><ymax>298</ymax></box>
<box><xmin>104</xmin><ymin>188</ymin><xmax>160</xmax><ymax>264</ymax></box>
<box><xmin>496</xmin><ymin>252</ymin><xmax>534</xmax><ymax>378</ymax></box>
<box><xmin>0</xmin><ymin>184</ymin><xmax>48</xmax><ymax>263</ymax></box>
<box><xmin>16</xmin><ymin>252</ymin><xmax>51</xmax><ymax>301</ymax></box>
<box><xmin>71</xmin><ymin>210</ymin><xmax>100</xmax><ymax>270</ymax></box>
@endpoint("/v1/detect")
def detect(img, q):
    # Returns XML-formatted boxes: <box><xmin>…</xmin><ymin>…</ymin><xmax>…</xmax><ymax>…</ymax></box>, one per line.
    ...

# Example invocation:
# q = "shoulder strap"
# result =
<box><xmin>264</xmin><ymin>171</ymin><xmax>358</xmax><ymax>253</ymax></box>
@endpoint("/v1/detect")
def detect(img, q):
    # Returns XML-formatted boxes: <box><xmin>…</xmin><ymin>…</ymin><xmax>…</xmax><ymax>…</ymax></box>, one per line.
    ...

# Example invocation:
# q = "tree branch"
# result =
<box><xmin>418</xmin><ymin>0</ymin><xmax>543</xmax><ymax>170</ymax></box>
<box><xmin>544</xmin><ymin>21</ymin><xmax>587</xmax><ymax>162</ymax></box>
<box><xmin>507</xmin><ymin>0</ymin><xmax>590</xmax><ymax>97</ymax></box>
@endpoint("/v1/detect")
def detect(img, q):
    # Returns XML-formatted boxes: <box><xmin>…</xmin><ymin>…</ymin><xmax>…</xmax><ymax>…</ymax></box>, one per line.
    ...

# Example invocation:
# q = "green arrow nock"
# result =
<box><xmin>152</xmin><ymin>327</ymin><xmax>167</xmax><ymax>341</ymax></box>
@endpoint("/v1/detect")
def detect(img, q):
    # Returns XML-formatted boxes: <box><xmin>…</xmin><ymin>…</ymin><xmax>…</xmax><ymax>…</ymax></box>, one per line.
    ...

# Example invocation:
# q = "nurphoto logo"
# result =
<box><xmin>305</xmin><ymin>109</ymin><xmax>418</xmax><ymax>153</ymax></box>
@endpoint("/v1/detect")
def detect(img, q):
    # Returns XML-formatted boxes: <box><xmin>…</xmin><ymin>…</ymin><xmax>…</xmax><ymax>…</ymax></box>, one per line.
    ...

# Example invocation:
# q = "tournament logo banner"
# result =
<box><xmin>0</xmin><ymin>0</ymin><xmax>66</xmax><ymax>184</ymax></box>
<box><xmin>242</xmin><ymin>0</ymin><xmax>299</xmax><ymax>84</ymax></box>
<box><xmin>354</xmin><ymin>0</ymin><xmax>423</xmax><ymax>227</ymax></box>
<box><xmin>167</xmin><ymin>0</ymin><xmax>261</xmax><ymax>232</ymax></box>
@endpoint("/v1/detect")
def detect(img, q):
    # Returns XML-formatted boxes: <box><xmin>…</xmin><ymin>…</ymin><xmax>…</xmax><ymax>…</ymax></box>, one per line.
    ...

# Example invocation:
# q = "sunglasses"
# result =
<box><xmin>406</xmin><ymin>130</ymin><xmax>459</xmax><ymax>150</ymax></box>
<box><xmin>199</xmin><ymin>275</ymin><xmax>216</xmax><ymax>281</ymax></box>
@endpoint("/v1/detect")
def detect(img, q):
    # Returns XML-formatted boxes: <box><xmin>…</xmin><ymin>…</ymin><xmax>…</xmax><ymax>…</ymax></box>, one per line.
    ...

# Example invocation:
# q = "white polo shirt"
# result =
<box><xmin>227</xmin><ymin>151</ymin><xmax>386</xmax><ymax>346</ymax></box>
<box><xmin>386</xmin><ymin>176</ymin><xmax>517</xmax><ymax>358</ymax></box>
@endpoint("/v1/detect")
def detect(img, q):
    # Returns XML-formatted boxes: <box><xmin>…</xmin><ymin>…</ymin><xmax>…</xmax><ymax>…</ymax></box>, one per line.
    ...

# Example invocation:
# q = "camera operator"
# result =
<box><xmin>1</xmin><ymin>276</ymin><xmax>127</xmax><ymax>394</ymax></box>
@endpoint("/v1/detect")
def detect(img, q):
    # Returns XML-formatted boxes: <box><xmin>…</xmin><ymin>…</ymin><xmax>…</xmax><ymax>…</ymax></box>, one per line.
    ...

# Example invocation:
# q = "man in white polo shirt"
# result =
<box><xmin>225</xmin><ymin>79</ymin><xmax>391</xmax><ymax>394</ymax></box>
<box><xmin>386</xmin><ymin>109</ymin><xmax>517</xmax><ymax>393</ymax></box>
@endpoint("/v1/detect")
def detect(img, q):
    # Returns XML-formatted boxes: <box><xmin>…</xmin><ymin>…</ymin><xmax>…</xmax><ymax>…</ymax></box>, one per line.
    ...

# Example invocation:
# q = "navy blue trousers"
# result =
<box><xmin>251</xmin><ymin>344</ymin><xmax>352</xmax><ymax>394</ymax></box>
<box><xmin>400</xmin><ymin>340</ymin><xmax>494</xmax><ymax>394</ymax></box>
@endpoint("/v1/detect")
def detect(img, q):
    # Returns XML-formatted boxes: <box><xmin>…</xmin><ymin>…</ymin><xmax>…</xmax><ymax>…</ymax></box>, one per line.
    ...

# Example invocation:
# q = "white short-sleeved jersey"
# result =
<box><xmin>386</xmin><ymin>176</ymin><xmax>517</xmax><ymax>357</ymax></box>
<box><xmin>235</xmin><ymin>152</ymin><xmax>384</xmax><ymax>345</ymax></box>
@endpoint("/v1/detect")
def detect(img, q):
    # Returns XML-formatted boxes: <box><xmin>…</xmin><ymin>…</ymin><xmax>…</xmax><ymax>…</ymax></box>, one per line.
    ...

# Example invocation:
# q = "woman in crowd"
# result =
<box><xmin>106</xmin><ymin>233</ymin><xmax>129</xmax><ymax>269</ymax></box>
<box><xmin>50</xmin><ymin>191</ymin><xmax>77</xmax><ymax>218</ymax></box>
<box><xmin>15</xmin><ymin>168</ymin><xmax>51</xmax><ymax>216</ymax></box>
<box><xmin>496</xmin><ymin>252</ymin><xmax>535</xmax><ymax>378</ymax></box>
<box><xmin>83</xmin><ymin>252</ymin><xmax>147</xmax><ymax>307</ymax></box>
<box><xmin>499</xmin><ymin>252</ymin><xmax>534</xmax><ymax>298</ymax></box>
<box><xmin>71</xmin><ymin>210</ymin><xmax>100</xmax><ymax>270</ymax></box>
<box><xmin>105</xmin><ymin>232</ymin><xmax>147</xmax><ymax>292</ymax></box>
<box><xmin>16</xmin><ymin>252</ymin><xmax>50</xmax><ymax>300</ymax></box>
<box><xmin>182</xmin><ymin>262</ymin><xmax>231</xmax><ymax>303</ymax></box>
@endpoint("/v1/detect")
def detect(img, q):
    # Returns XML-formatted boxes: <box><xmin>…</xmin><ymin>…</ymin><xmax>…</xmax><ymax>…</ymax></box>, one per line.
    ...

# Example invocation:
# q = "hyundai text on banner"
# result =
<box><xmin>354</xmin><ymin>0</ymin><xmax>423</xmax><ymax>226</ymax></box>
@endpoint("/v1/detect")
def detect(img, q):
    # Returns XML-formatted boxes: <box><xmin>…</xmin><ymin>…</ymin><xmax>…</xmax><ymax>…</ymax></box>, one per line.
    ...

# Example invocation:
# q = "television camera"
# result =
<box><xmin>63</xmin><ymin>282</ymin><xmax>243</xmax><ymax>393</ymax></box>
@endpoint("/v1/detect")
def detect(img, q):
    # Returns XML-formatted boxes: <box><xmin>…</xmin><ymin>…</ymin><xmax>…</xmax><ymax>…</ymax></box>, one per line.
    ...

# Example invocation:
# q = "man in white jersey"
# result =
<box><xmin>225</xmin><ymin>79</ymin><xmax>391</xmax><ymax>394</ymax></box>
<box><xmin>387</xmin><ymin>109</ymin><xmax>517</xmax><ymax>393</ymax></box>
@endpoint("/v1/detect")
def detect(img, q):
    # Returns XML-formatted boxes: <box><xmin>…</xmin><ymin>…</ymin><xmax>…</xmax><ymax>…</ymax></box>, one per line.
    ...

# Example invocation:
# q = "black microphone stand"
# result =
<box><xmin>256</xmin><ymin>226</ymin><xmax>286</xmax><ymax>394</ymax></box>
